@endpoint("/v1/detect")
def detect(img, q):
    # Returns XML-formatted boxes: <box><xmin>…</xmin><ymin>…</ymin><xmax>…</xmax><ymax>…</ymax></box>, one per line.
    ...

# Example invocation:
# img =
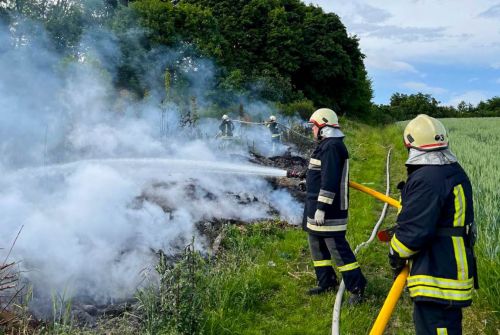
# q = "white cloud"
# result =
<box><xmin>305</xmin><ymin>0</ymin><xmax>500</xmax><ymax>103</ymax></box>
<box><xmin>402</xmin><ymin>81</ymin><xmax>447</xmax><ymax>95</ymax></box>
<box><xmin>479</xmin><ymin>4</ymin><xmax>500</xmax><ymax>18</ymax></box>
<box><xmin>365</xmin><ymin>57</ymin><xmax>418</xmax><ymax>73</ymax></box>
<box><xmin>446</xmin><ymin>90</ymin><xmax>489</xmax><ymax>106</ymax></box>
<box><xmin>307</xmin><ymin>0</ymin><xmax>500</xmax><ymax>65</ymax></box>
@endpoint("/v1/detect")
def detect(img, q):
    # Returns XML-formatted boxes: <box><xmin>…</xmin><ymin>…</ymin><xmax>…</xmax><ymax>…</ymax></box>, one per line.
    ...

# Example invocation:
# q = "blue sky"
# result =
<box><xmin>306</xmin><ymin>0</ymin><xmax>500</xmax><ymax>106</ymax></box>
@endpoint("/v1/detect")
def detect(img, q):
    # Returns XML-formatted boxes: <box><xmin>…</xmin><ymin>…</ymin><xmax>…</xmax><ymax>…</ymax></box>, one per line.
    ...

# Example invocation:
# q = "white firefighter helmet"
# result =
<box><xmin>222</xmin><ymin>114</ymin><xmax>229</xmax><ymax>120</ymax></box>
<box><xmin>404</xmin><ymin>114</ymin><xmax>448</xmax><ymax>151</ymax></box>
<box><xmin>269</xmin><ymin>115</ymin><xmax>276</xmax><ymax>122</ymax></box>
<box><xmin>309</xmin><ymin>108</ymin><xmax>339</xmax><ymax>128</ymax></box>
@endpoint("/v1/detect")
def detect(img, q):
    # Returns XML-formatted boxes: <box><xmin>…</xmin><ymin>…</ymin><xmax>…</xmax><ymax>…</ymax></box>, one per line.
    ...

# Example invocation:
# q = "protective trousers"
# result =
<box><xmin>308</xmin><ymin>233</ymin><xmax>366</xmax><ymax>293</ymax></box>
<box><xmin>413</xmin><ymin>302</ymin><xmax>462</xmax><ymax>335</ymax></box>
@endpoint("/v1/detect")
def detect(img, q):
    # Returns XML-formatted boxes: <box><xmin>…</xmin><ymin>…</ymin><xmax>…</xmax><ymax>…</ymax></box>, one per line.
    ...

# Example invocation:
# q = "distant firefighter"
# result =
<box><xmin>219</xmin><ymin>114</ymin><xmax>234</xmax><ymax>137</ymax></box>
<box><xmin>265</xmin><ymin>115</ymin><xmax>281</xmax><ymax>143</ymax></box>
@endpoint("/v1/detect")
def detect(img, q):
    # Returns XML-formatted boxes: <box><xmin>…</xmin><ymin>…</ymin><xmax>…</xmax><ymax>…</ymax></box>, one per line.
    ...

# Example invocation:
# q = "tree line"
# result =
<box><xmin>370</xmin><ymin>93</ymin><xmax>500</xmax><ymax>124</ymax></box>
<box><xmin>1</xmin><ymin>0</ymin><xmax>498</xmax><ymax>122</ymax></box>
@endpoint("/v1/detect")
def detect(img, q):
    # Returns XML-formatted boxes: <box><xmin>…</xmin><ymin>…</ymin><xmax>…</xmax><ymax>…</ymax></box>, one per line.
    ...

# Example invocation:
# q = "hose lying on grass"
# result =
<box><xmin>331</xmin><ymin>148</ymin><xmax>392</xmax><ymax>335</ymax></box>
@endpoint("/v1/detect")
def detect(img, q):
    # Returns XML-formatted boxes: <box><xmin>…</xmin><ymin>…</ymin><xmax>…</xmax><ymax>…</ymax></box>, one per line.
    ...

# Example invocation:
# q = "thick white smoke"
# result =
<box><xmin>0</xmin><ymin>14</ymin><xmax>302</xmax><ymax>307</ymax></box>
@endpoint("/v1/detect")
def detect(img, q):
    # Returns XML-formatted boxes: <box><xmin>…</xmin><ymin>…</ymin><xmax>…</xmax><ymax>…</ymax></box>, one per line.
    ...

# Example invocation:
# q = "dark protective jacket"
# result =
<box><xmin>267</xmin><ymin>121</ymin><xmax>281</xmax><ymax>139</ymax></box>
<box><xmin>219</xmin><ymin>120</ymin><xmax>234</xmax><ymax>136</ymax></box>
<box><xmin>303</xmin><ymin>137</ymin><xmax>349</xmax><ymax>236</ymax></box>
<box><xmin>391</xmin><ymin>163</ymin><xmax>477</xmax><ymax>307</ymax></box>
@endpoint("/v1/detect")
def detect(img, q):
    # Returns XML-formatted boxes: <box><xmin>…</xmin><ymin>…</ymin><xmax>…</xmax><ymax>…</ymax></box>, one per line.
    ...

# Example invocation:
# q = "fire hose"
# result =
<box><xmin>231</xmin><ymin>120</ymin><xmax>315</xmax><ymax>143</ymax></box>
<box><xmin>331</xmin><ymin>149</ymin><xmax>408</xmax><ymax>335</ymax></box>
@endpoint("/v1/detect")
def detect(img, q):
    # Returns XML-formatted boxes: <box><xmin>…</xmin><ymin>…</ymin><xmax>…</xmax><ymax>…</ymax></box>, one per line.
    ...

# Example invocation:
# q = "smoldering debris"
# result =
<box><xmin>134</xmin><ymin>177</ymin><xmax>288</xmax><ymax>251</ymax></box>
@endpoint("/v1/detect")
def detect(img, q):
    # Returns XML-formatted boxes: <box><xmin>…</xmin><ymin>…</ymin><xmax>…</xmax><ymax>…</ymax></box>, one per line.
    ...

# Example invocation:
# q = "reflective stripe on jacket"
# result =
<box><xmin>391</xmin><ymin>163</ymin><xmax>476</xmax><ymax>307</ymax></box>
<box><xmin>303</xmin><ymin>137</ymin><xmax>349</xmax><ymax>236</ymax></box>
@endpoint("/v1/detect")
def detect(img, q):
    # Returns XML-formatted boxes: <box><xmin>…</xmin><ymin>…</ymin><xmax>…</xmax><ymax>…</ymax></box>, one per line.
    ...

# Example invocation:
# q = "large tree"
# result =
<box><xmin>176</xmin><ymin>0</ymin><xmax>373</xmax><ymax>116</ymax></box>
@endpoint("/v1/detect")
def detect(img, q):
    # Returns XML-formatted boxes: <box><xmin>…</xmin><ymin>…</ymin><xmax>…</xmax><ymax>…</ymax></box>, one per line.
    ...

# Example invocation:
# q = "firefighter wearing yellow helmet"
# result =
<box><xmin>308</xmin><ymin>108</ymin><xmax>340</xmax><ymax>128</ymax></box>
<box><xmin>303</xmin><ymin>108</ymin><xmax>366</xmax><ymax>304</ymax></box>
<box><xmin>403</xmin><ymin>114</ymin><xmax>448</xmax><ymax>150</ymax></box>
<box><xmin>389</xmin><ymin>114</ymin><xmax>478</xmax><ymax>334</ymax></box>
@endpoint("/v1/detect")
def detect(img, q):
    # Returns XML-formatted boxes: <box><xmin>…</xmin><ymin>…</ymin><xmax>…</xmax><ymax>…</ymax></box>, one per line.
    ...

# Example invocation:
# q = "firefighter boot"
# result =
<box><xmin>308</xmin><ymin>266</ymin><xmax>337</xmax><ymax>295</ymax></box>
<box><xmin>308</xmin><ymin>285</ymin><xmax>336</xmax><ymax>295</ymax></box>
<box><xmin>347</xmin><ymin>287</ymin><xmax>365</xmax><ymax>305</ymax></box>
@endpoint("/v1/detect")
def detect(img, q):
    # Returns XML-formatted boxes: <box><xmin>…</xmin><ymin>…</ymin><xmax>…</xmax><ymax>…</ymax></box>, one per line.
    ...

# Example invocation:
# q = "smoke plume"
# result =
<box><xmin>0</xmin><ymin>10</ymin><xmax>302</xmax><ymax>310</ymax></box>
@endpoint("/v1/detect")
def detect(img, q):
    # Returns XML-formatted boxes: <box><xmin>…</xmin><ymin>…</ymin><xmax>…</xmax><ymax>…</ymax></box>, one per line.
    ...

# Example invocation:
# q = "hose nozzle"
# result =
<box><xmin>287</xmin><ymin>169</ymin><xmax>305</xmax><ymax>178</ymax></box>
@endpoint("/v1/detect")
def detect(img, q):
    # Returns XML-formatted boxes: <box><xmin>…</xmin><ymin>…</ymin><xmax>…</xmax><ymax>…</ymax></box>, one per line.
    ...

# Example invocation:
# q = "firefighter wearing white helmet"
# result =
<box><xmin>266</xmin><ymin>115</ymin><xmax>281</xmax><ymax>143</ymax></box>
<box><xmin>303</xmin><ymin>107</ymin><xmax>366</xmax><ymax>303</ymax></box>
<box><xmin>389</xmin><ymin>114</ymin><xmax>477</xmax><ymax>334</ymax></box>
<box><xmin>219</xmin><ymin>114</ymin><xmax>234</xmax><ymax>137</ymax></box>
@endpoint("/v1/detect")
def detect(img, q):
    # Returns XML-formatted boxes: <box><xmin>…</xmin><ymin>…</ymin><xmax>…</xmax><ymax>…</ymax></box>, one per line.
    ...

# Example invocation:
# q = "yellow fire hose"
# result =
<box><xmin>348</xmin><ymin>181</ymin><xmax>401</xmax><ymax>209</ymax></box>
<box><xmin>348</xmin><ymin>181</ymin><xmax>408</xmax><ymax>335</ymax></box>
<box><xmin>369</xmin><ymin>266</ymin><xmax>410</xmax><ymax>335</ymax></box>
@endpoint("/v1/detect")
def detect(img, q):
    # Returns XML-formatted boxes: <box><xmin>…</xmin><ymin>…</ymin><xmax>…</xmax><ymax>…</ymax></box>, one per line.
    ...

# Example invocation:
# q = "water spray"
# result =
<box><xmin>232</xmin><ymin>119</ymin><xmax>314</xmax><ymax>143</ymax></box>
<box><xmin>12</xmin><ymin>158</ymin><xmax>288</xmax><ymax>179</ymax></box>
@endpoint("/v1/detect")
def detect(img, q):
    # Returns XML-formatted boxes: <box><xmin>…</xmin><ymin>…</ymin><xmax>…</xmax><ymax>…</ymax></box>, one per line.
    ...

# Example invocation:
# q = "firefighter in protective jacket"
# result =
<box><xmin>304</xmin><ymin>108</ymin><xmax>367</xmax><ymax>303</ymax></box>
<box><xmin>389</xmin><ymin>114</ymin><xmax>478</xmax><ymax>335</ymax></box>
<box><xmin>266</xmin><ymin>115</ymin><xmax>281</xmax><ymax>142</ymax></box>
<box><xmin>219</xmin><ymin>115</ymin><xmax>234</xmax><ymax>137</ymax></box>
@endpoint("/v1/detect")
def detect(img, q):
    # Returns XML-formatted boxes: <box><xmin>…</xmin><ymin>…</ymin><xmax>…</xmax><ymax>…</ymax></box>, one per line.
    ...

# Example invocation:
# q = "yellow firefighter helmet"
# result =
<box><xmin>222</xmin><ymin>114</ymin><xmax>229</xmax><ymax>120</ymax></box>
<box><xmin>309</xmin><ymin>108</ymin><xmax>339</xmax><ymax>128</ymax></box>
<box><xmin>404</xmin><ymin>114</ymin><xmax>448</xmax><ymax>151</ymax></box>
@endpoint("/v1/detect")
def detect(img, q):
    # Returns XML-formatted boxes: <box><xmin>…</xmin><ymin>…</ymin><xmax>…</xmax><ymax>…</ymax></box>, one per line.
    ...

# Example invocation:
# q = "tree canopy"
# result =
<box><xmin>179</xmin><ymin>0</ymin><xmax>373</xmax><ymax>116</ymax></box>
<box><xmin>1</xmin><ymin>0</ymin><xmax>373</xmax><ymax>117</ymax></box>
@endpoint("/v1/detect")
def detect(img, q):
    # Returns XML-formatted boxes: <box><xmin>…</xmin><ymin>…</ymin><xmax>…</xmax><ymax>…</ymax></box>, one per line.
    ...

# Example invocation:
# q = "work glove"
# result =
<box><xmin>396</xmin><ymin>181</ymin><xmax>406</xmax><ymax>191</ymax></box>
<box><xmin>388</xmin><ymin>247</ymin><xmax>406</xmax><ymax>280</ymax></box>
<box><xmin>314</xmin><ymin>209</ymin><xmax>325</xmax><ymax>226</ymax></box>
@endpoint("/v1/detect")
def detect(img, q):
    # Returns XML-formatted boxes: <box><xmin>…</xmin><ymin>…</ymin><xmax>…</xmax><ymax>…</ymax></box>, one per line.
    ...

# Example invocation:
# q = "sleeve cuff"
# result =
<box><xmin>390</xmin><ymin>234</ymin><xmax>418</xmax><ymax>258</ymax></box>
<box><xmin>318</xmin><ymin>189</ymin><xmax>335</xmax><ymax>205</ymax></box>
